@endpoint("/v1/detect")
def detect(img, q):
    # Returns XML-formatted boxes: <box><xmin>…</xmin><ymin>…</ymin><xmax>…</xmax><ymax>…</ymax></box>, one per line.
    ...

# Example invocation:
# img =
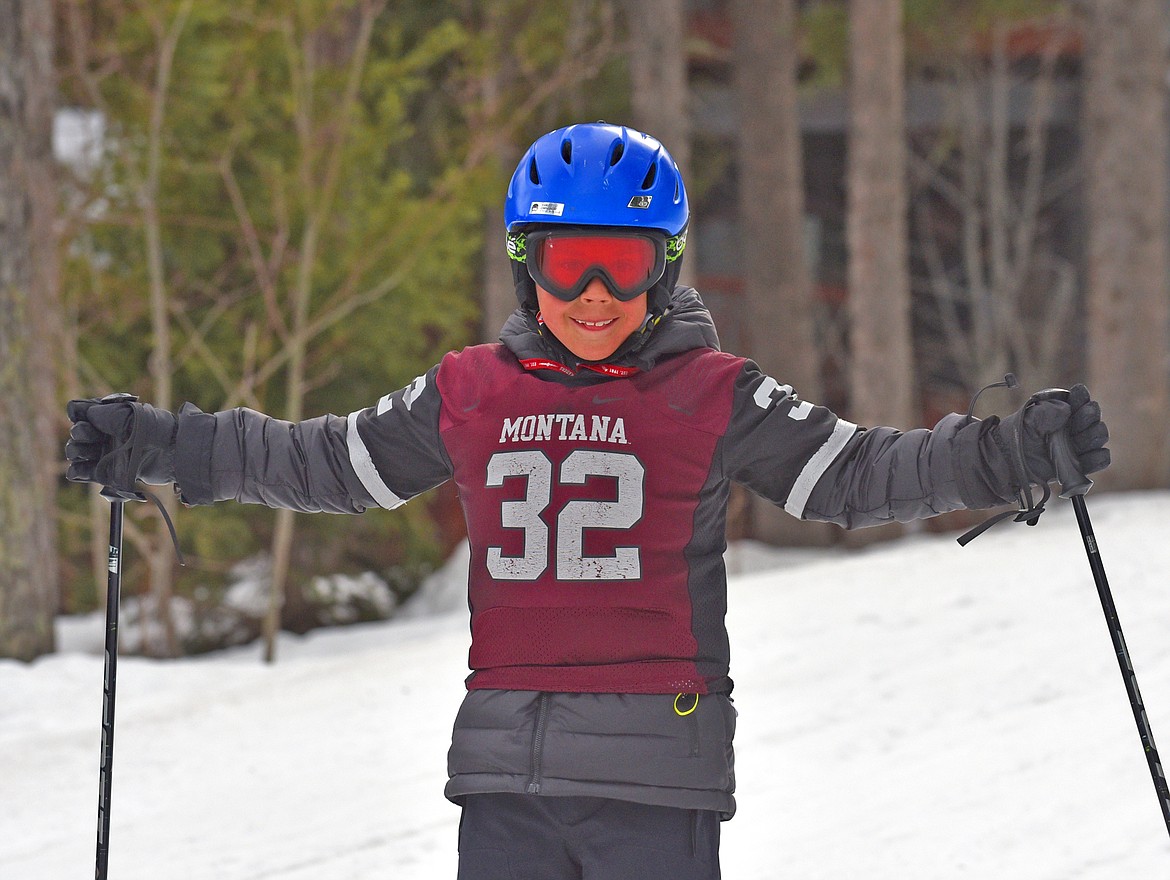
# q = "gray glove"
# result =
<box><xmin>995</xmin><ymin>383</ymin><xmax>1110</xmax><ymax>489</ymax></box>
<box><xmin>65</xmin><ymin>393</ymin><xmax>178</xmax><ymax>494</ymax></box>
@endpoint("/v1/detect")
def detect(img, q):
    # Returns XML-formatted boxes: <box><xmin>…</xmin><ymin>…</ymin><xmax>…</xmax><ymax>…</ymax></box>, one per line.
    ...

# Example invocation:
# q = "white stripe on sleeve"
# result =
<box><xmin>784</xmin><ymin>418</ymin><xmax>858</xmax><ymax>519</ymax></box>
<box><xmin>346</xmin><ymin>410</ymin><xmax>406</xmax><ymax>510</ymax></box>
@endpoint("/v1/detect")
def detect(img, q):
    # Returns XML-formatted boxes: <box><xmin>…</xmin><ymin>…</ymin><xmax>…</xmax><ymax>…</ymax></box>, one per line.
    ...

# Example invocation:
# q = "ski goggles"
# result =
<box><xmin>517</xmin><ymin>229</ymin><xmax>668</xmax><ymax>302</ymax></box>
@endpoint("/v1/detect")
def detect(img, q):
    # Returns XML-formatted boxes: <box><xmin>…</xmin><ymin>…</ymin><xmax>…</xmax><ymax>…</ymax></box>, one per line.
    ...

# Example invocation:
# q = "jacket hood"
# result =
<box><xmin>498</xmin><ymin>285</ymin><xmax>720</xmax><ymax>380</ymax></box>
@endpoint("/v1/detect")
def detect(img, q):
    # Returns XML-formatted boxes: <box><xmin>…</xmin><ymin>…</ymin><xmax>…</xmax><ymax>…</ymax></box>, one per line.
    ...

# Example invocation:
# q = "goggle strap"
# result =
<box><xmin>506</xmin><ymin>232</ymin><xmax>527</xmax><ymax>263</ymax></box>
<box><xmin>507</xmin><ymin>229</ymin><xmax>685</xmax><ymax>262</ymax></box>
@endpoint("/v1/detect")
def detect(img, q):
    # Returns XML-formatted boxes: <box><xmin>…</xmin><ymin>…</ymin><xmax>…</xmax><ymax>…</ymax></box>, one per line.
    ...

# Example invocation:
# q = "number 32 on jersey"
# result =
<box><xmin>485</xmin><ymin>449</ymin><xmax>645</xmax><ymax>582</ymax></box>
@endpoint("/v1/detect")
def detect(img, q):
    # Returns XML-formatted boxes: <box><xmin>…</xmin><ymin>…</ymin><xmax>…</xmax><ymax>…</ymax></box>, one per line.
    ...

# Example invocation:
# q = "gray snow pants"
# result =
<box><xmin>456</xmin><ymin>793</ymin><xmax>721</xmax><ymax>879</ymax></box>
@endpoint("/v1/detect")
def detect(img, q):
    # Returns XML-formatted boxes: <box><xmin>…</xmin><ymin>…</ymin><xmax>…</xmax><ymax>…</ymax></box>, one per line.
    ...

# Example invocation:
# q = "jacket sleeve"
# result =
<box><xmin>799</xmin><ymin>413</ymin><xmax>1017</xmax><ymax>528</ymax></box>
<box><xmin>723</xmin><ymin>363</ymin><xmax>1017</xmax><ymax>529</ymax></box>
<box><xmin>173</xmin><ymin>365</ymin><xmax>452</xmax><ymax>512</ymax></box>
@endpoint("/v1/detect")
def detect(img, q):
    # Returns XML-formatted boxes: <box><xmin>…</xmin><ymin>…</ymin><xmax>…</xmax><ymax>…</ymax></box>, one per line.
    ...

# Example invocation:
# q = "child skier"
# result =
<box><xmin>67</xmin><ymin>122</ymin><xmax>1109</xmax><ymax>879</ymax></box>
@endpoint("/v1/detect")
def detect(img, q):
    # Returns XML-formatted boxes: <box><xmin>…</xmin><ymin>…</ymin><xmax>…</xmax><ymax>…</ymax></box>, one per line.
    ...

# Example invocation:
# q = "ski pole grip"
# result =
<box><xmin>1048</xmin><ymin>428</ymin><xmax>1092</xmax><ymax>498</ymax></box>
<box><xmin>1031</xmin><ymin>388</ymin><xmax>1093</xmax><ymax>499</ymax></box>
<box><xmin>94</xmin><ymin>393</ymin><xmax>147</xmax><ymax>504</ymax></box>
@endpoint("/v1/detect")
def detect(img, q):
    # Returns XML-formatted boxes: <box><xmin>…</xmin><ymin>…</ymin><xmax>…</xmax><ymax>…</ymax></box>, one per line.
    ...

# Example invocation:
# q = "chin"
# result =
<box><xmin>572</xmin><ymin>339</ymin><xmax>622</xmax><ymax>361</ymax></box>
<box><xmin>576</xmin><ymin>350</ymin><xmax>616</xmax><ymax>362</ymax></box>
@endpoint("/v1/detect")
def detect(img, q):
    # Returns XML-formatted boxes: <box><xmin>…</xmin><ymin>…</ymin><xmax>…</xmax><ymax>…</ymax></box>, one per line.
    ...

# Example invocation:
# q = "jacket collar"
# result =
<box><xmin>498</xmin><ymin>286</ymin><xmax>721</xmax><ymax>380</ymax></box>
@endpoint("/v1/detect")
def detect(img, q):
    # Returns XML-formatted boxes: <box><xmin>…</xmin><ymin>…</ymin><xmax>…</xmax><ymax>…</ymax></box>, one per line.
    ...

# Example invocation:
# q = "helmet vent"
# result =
<box><xmin>609</xmin><ymin>141</ymin><xmax>624</xmax><ymax>166</ymax></box>
<box><xmin>641</xmin><ymin>163</ymin><xmax>657</xmax><ymax>190</ymax></box>
<box><xmin>529</xmin><ymin>156</ymin><xmax>541</xmax><ymax>185</ymax></box>
<box><xmin>561</xmin><ymin>139</ymin><xmax>573</xmax><ymax>164</ymax></box>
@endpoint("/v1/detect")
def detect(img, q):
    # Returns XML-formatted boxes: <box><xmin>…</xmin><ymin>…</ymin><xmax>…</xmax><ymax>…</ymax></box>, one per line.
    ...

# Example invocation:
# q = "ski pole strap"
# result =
<box><xmin>956</xmin><ymin>502</ymin><xmax>1046</xmax><ymax>546</ymax></box>
<box><xmin>143</xmin><ymin>489</ymin><xmax>186</xmax><ymax>567</ymax></box>
<box><xmin>100</xmin><ymin>485</ymin><xmax>186</xmax><ymax>566</ymax></box>
<box><xmin>956</xmin><ymin>440</ymin><xmax>1051</xmax><ymax>546</ymax></box>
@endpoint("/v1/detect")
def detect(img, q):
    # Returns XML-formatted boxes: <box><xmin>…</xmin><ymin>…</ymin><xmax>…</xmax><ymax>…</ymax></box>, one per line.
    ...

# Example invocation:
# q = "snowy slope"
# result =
<box><xmin>3</xmin><ymin>492</ymin><xmax>1169</xmax><ymax>879</ymax></box>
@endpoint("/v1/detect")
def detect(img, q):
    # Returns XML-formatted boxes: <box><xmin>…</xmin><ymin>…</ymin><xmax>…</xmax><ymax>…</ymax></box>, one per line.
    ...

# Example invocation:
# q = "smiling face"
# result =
<box><xmin>535</xmin><ymin>277</ymin><xmax>649</xmax><ymax>362</ymax></box>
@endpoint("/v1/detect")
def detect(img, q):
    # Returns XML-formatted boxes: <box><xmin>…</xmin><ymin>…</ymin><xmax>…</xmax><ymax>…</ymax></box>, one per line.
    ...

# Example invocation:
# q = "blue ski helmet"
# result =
<box><xmin>505</xmin><ymin>122</ymin><xmax>689</xmax><ymax>313</ymax></box>
<box><xmin>505</xmin><ymin>122</ymin><xmax>689</xmax><ymax>234</ymax></box>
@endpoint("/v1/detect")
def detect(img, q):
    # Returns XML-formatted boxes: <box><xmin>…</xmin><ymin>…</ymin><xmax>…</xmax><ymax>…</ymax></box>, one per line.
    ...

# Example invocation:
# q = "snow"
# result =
<box><xmin>4</xmin><ymin>492</ymin><xmax>1170</xmax><ymax>878</ymax></box>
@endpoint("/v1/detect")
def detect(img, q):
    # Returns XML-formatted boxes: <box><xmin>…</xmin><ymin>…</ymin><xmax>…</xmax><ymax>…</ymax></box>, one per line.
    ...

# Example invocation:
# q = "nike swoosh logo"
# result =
<box><xmin>592</xmin><ymin>394</ymin><xmax>622</xmax><ymax>405</ymax></box>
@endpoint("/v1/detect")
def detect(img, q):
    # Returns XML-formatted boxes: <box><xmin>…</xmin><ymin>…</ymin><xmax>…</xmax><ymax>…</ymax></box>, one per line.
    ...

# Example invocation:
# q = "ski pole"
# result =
<box><xmin>82</xmin><ymin>390</ymin><xmax>187</xmax><ymax>878</ymax></box>
<box><xmin>95</xmin><ymin>491</ymin><xmax>125</xmax><ymax>880</ymax></box>
<box><xmin>1043</xmin><ymin>397</ymin><xmax>1170</xmax><ymax>842</ymax></box>
<box><xmin>90</xmin><ymin>390</ymin><xmax>150</xmax><ymax>880</ymax></box>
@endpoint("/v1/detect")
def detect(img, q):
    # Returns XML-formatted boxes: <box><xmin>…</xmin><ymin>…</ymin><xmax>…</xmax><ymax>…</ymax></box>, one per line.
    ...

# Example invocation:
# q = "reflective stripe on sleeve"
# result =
<box><xmin>346</xmin><ymin>410</ymin><xmax>406</xmax><ymax>510</ymax></box>
<box><xmin>784</xmin><ymin>418</ymin><xmax>858</xmax><ymax>519</ymax></box>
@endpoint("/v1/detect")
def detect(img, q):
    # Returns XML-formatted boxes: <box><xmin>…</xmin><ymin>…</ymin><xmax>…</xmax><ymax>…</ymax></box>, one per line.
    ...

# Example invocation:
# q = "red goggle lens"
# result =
<box><xmin>528</xmin><ymin>232</ymin><xmax>663</xmax><ymax>301</ymax></box>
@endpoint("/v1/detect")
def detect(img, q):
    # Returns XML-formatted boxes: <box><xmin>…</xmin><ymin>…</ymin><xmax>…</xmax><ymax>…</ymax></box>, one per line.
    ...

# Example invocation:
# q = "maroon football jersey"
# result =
<box><xmin>436</xmin><ymin>345</ymin><xmax>742</xmax><ymax>694</ymax></box>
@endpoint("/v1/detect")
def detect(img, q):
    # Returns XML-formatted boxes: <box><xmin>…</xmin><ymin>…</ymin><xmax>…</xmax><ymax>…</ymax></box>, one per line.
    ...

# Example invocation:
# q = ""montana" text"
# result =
<box><xmin>499</xmin><ymin>414</ymin><xmax>628</xmax><ymax>445</ymax></box>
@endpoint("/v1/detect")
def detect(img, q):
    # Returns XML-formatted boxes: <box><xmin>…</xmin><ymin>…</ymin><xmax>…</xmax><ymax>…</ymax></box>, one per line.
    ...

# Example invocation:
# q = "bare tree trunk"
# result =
<box><xmin>24</xmin><ymin>0</ymin><xmax>61</xmax><ymax>518</ymax></box>
<box><xmin>0</xmin><ymin>0</ymin><xmax>59</xmax><ymax>660</ymax></box>
<box><xmin>846</xmin><ymin>0</ymin><xmax>913</xmax><ymax>429</ymax></box>
<box><xmin>842</xmin><ymin>0</ymin><xmax>911</xmax><ymax>547</ymax></box>
<box><xmin>479</xmin><ymin>6</ymin><xmax>519</xmax><ymax>343</ymax></box>
<box><xmin>732</xmin><ymin>0</ymin><xmax>832</xmax><ymax>546</ymax></box>
<box><xmin>623</xmin><ymin>0</ymin><xmax>688</xmax><ymax>168</ymax></box>
<box><xmin>732</xmin><ymin>0</ymin><xmax>819</xmax><ymax>398</ymax></box>
<box><xmin>622</xmin><ymin>0</ymin><xmax>694</xmax><ymax>287</ymax></box>
<box><xmin>1080</xmin><ymin>0</ymin><xmax>1170</xmax><ymax>490</ymax></box>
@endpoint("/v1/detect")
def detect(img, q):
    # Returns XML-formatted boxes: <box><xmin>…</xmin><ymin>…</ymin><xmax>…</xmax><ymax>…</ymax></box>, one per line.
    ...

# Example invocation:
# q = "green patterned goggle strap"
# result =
<box><xmin>507</xmin><ymin>232</ymin><xmax>527</xmax><ymax>263</ymax></box>
<box><xmin>510</xmin><ymin>228</ymin><xmax>684</xmax><ymax>265</ymax></box>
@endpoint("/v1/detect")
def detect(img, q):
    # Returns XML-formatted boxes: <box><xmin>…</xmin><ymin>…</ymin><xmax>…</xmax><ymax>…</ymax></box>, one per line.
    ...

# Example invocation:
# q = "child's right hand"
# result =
<box><xmin>66</xmin><ymin>394</ymin><xmax>177</xmax><ymax>492</ymax></box>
